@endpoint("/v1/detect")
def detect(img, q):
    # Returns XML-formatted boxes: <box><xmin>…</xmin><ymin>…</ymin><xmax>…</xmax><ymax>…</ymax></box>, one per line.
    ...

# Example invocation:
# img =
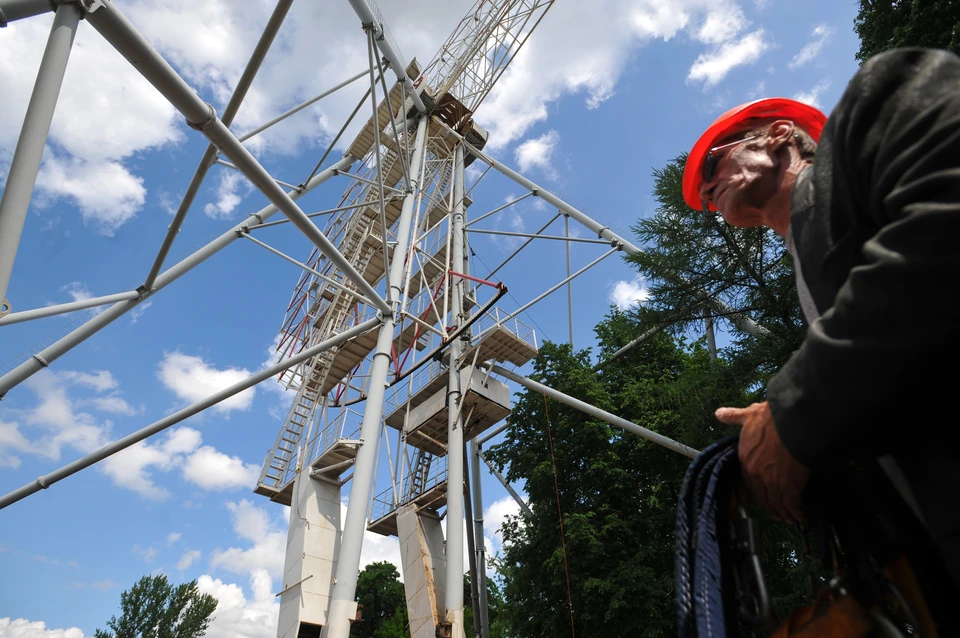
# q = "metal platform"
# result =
<box><xmin>384</xmin><ymin>309</ymin><xmax>537</xmax><ymax>427</ymax></box>
<box><xmin>346</xmin><ymin>60</ymin><xmax>422</xmax><ymax>161</ymax></box>
<box><xmin>367</xmin><ymin>454</ymin><xmax>451</xmax><ymax>537</ymax></box>
<box><xmin>407</xmin><ymin>368</ymin><xmax>510</xmax><ymax>456</ymax></box>
<box><xmin>255</xmin><ymin>408</ymin><xmax>364</xmax><ymax>504</ymax></box>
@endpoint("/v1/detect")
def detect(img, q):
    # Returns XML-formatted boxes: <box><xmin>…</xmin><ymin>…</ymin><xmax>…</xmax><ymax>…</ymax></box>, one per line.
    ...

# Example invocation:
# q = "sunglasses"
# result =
<box><xmin>701</xmin><ymin>134</ymin><xmax>763</xmax><ymax>214</ymax></box>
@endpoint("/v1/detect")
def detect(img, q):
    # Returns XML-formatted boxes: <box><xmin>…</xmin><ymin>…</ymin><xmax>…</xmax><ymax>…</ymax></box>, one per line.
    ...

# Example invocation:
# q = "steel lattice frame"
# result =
<box><xmin>0</xmin><ymin>1</ymin><xmax>756</xmax><ymax>636</ymax></box>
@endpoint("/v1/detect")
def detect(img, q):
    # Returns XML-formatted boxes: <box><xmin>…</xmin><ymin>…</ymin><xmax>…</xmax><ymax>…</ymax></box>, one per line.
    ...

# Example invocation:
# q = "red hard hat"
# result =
<box><xmin>682</xmin><ymin>98</ymin><xmax>828</xmax><ymax>211</ymax></box>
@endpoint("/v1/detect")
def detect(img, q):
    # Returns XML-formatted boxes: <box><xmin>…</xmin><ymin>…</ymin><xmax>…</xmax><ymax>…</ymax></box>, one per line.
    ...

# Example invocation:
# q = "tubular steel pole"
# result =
<box><xmin>450</xmin><ymin>129</ymin><xmax>768</xmax><ymax>338</ymax></box>
<box><xmin>470</xmin><ymin>438</ymin><xmax>491</xmax><ymax>638</ymax></box>
<box><xmin>444</xmin><ymin>144</ymin><xmax>467</xmax><ymax>634</ymax></box>
<box><xmin>346</xmin><ymin>0</ymin><xmax>426</xmax><ymax>114</ymax></box>
<box><xmin>0</xmin><ymin>317</ymin><xmax>381</xmax><ymax>510</ymax></box>
<box><xmin>0</xmin><ymin>3</ymin><xmax>81</xmax><ymax>314</ymax></box>
<box><xmin>0</xmin><ymin>0</ymin><xmax>52</xmax><ymax>26</ymax></box>
<box><xmin>482</xmin><ymin>362</ymin><xmax>699</xmax><ymax>459</ymax></box>
<box><xmin>0</xmin><ymin>290</ymin><xmax>140</xmax><ymax>327</ymax></box>
<box><xmin>478</xmin><ymin>450</ymin><xmax>532</xmax><ymax>518</ymax></box>
<box><xmin>142</xmin><ymin>0</ymin><xmax>294</xmax><ymax>290</ymax></box>
<box><xmin>463</xmin><ymin>447</ymin><xmax>483</xmax><ymax>638</ymax></box>
<box><xmin>323</xmin><ymin>116</ymin><xmax>428</xmax><ymax>638</ymax></box>
<box><xmin>84</xmin><ymin>0</ymin><xmax>389</xmax><ymax>315</ymax></box>
<box><xmin>0</xmin><ymin>155</ymin><xmax>355</xmax><ymax>399</ymax></box>
<box><xmin>565</xmin><ymin>214</ymin><xmax>573</xmax><ymax>348</ymax></box>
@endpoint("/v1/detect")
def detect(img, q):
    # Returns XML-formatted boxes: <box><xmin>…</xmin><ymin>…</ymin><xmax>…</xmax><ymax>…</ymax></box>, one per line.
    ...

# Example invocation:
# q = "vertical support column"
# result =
<box><xmin>564</xmin><ymin>213</ymin><xmax>573</xmax><ymax>348</ymax></box>
<box><xmin>462</xmin><ymin>446</ymin><xmax>482</xmax><ymax>638</ymax></box>
<box><xmin>0</xmin><ymin>3</ymin><xmax>82</xmax><ymax>313</ymax></box>
<box><xmin>470</xmin><ymin>439</ymin><xmax>490</xmax><ymax>638</ymax></box>
<box><xmin>277</xmin><ymin>470</ymin><xmax>343</xmax><ymax>638</ymax></box>
<box><xmin>323</xmin><ymin>116</ymin><xmax>429</xmax><ymax>638</ymax></box>
<box><xmin>443</xmin><ymin>144</ymin><xmax>467</xmax><ymax>637</ymax></box>
<box><xmin>705</xmin><ymin>314</ymin><xmax>717</xmax><ymax>360</ymax></box>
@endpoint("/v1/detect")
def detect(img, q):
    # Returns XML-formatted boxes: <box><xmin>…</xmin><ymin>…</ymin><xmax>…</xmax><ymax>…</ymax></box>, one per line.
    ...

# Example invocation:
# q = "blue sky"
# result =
<box><xmin>0</xmin><ymin>0</ymin><xmax>862</xmax><ymax>636</ymax></box>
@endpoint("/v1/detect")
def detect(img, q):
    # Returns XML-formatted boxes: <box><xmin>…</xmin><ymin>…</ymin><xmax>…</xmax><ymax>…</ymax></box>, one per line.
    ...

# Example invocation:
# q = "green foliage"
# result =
<box><xmin>463</xmin><ymin>573</ymin><xmax>507</xmax><ymax>638</ymax></box>
<box><xmin>94</xmin><ymin>574</ymin><xmax>217</xmax><ymax>638</ymax></box>
<box><xmin>854</xmin><ymin>0</ymin><xmax>960</xmax><ymax>62</ymax></box>
<box><xmin>485</xmin><ymin>157</ymin><xmax>811</xmax><ymax>636</ymax></box>
<box><xmin>351</xmin><ymin>561</ymin><xmax>408</xmax><ymax>638</ymax></box>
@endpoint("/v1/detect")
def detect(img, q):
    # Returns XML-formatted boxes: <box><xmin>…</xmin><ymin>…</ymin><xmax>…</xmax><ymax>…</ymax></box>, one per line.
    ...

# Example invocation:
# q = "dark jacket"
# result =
<box><xmin>767</xmin><ymin>48</ymin><xmax>960</xmax><ymax>582</ymax></box>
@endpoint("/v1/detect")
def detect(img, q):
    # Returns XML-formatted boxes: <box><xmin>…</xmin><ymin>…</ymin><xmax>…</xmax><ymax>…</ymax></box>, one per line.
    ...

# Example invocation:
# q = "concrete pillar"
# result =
<box><xmin>277</xmin><ymin>471</ymin><xmax>342</xmax><ymax>638</ymax></box>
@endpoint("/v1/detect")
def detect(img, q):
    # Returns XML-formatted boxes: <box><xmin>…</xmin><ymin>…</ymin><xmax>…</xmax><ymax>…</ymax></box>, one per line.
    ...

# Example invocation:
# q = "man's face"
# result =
<box><xmin>699</xmin><ymin>132</ymin><xmax>780</xmax><ymax>228</ymax></box>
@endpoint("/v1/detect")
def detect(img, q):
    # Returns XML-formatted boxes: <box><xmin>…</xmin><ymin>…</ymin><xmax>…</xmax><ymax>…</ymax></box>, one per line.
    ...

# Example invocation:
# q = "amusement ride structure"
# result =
<box><xmin>0</xmin><ymin>1</ymin><xmax>765</xmax><ymax>637</ymax></box>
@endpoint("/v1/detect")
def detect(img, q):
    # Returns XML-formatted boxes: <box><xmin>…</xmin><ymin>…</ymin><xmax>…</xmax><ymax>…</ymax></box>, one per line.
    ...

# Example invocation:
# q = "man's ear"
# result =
<box><xmin>768</xmin><ymin>120</ymin><xmax>795</xmax><ymax>150</ymax></box>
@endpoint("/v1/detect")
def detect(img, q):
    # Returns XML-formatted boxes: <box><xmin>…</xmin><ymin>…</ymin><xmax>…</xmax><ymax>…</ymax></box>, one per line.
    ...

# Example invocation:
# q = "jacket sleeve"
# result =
<box><xmin>768</xmin><ymin>49</ymin><xmax>960</xmax><ymax>467</ymax></box>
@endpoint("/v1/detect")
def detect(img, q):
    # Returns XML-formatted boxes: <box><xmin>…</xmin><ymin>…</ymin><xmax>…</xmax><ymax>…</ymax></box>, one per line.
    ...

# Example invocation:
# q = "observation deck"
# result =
<box><xmin>254</xmin><ymin>408</ymin><xmax>364</xmax><ymax>506</ymax></box>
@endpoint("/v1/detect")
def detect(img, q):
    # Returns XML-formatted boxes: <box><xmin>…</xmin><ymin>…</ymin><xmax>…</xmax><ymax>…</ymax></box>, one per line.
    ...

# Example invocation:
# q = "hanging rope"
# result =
<box><xmin>543</xmin><ymin>394</ymin><xmax>576</xmax><ymax>638</ymax></box>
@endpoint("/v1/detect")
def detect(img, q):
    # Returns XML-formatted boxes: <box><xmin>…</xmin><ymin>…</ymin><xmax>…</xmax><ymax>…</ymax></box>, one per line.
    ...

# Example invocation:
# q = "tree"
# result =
<box><xmin>484</xmin><ymin>157</ymin><xmax>811</xmax><ymax>636</ymax></box>
<box><xmin>463</xmin><ymin>573</ymin><xmax>507</xmax><ymax>638</ymax></box>
<box><xmin>351</xmin><ymin>561</ymin><xmax>407</xmax><ymax>638</ymax></box>
<box><xmin>94</xmin><ymin>574</ymin><xmax>217</xmax><ymax>638</ymax></box>
<box><xmin>854</xmin><ymin>0</ymin><xmax>960</xmax><ymax>62</ymax></box>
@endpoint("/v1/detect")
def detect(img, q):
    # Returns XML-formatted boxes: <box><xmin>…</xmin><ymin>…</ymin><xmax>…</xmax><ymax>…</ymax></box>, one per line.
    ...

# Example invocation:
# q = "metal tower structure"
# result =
<box><xmin>0</xmin><ymin>2</ymin><xmax>762</xmax><ymax>637</ymax></box>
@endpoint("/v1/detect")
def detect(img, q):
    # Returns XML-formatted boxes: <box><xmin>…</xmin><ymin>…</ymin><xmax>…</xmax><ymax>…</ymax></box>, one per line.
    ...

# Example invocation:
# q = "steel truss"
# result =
<box><xmin>0</xmin><ymin>2</ymin><xmax>759</xmax><ymax>638</ymax></box>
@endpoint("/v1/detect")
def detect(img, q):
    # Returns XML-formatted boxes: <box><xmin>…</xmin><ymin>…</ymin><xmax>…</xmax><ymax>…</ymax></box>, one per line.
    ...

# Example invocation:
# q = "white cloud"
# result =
<box><xmin>696</xmin><ymin>5</ymin><xmax>748</xmax><ymax>45</ymax></box>
<box><xmin>0</xmin><ymin>421</ymin><xmax>34</xmax><ymax>469</ymax></box>
<box><xmin>479</xmin><ymin>0</ymin><xmax>764</xmax><ymax>148</ymax></box>
<box><xmin>210</xmin><ymin>500</ymin><xmax>287</xmax><ymax>579</ymax></box>
<box><xmin>609</xmin><ymin>276</ymin><xmax>651</xmax><ymax>310</ymax></box>
<box><xmin>0</xmin><ymin>13</ymin><xmax>181</xmax><ymax>232</ymax></box>
<box><xmin>59</xmin><ymin>370</ymin><xmax>118</xmax><ymax>393</ymax></box>
<box><xmin>484</xmin><ymin>496</ymin><xmax>523</xmax><ymax>552</ymax></box>
<box><xmin>793</xmin><ymin>79</ymin><xmax>831</xmax><ymax>109</ymax></box>
<box><xmin>514</xmin><ymin>130</ymin><xmax>560</xmax><ymax>176</ymax></box>
<box><xmin>0</xmin><ymin>618</ymin><xmax>84</xmax><ymax>638</ymax></box>
<box><xmin>133</xmin><ymin>544</ymin><xmax>158</xmax><ymax>562</ymax></box>
<box><xmin>182</xmin><ymin>447</ymin><xmax>260</xmax><ymax>491</ymax></box>
<box><xmin>130</xmin><ymin>301</ymin><xmax>153</xmax><ymax>325</ymax></box>
<box><xmin>167</xmin><ymin>532</ymin><xmax>182</xmax><ymax>546</ymax></box>
<box><xmin>20</xmin><ymin>370</ymin><xmax>111</xmax><ymax>460</ymax></box>
<box><xmin>101</xmin><ymin>427</ymin><xmax>202</xmax><ymax>500</ymax></box>
<box><xmin>58</xmin><ymin>283</ymin><xmax>93</xmax><ymax>305</ymax></box>
<box><xmin>203</xmin><ymin>170</ymin><xmax>247</xmax><ymax>220</ymax></box>
<box><xmin>688</xmin><ymin>29</ymin><xmax>771</xmax><ymax>88</ymax></box>
<box><xmin>789</xmin><ymin>24</ymin><xmax>833</xmax><ymax>70</ymax></box>
<box><xmin>35</xmin><ymin>155</ymin><xmax>145</xmax><ymax>236</ymax></box>
<box><xmin>177</xmin><ymin>549</ymin><xmax>202</xmax><ymax>571</ymax></box>
<box><xmin>197</xmin><ymin>570</ymin><xmax>279</xmax><ymax>638</ymax></box>
<box><xmin>81</xmin><ymin>395</ymin><xmax>138</xmax><ymax>416</ymax></box>
<box><xmin>157</xmin><ymin>352</ymin><xmax>255</xmax><ymax>414</ymax></box>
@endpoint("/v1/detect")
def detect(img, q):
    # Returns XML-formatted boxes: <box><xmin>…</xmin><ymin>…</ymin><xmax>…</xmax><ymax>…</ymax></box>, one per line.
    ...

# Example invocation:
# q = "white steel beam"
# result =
<box><xmin>83</xmin><ymin>0</ymin><xmax>390</xmax><ymax>315</ymax></box>
<box><xmin>0</xmin><ymin>317</ymin><xmax>382</xmax><ymax>510</ymax></box>
<box><xmin>323</xmin><ymin>116</ymin><xmax>429</xmax><ymax>638</ymax></box>
<box><xmin>0</xmin><ymin>155</ymin><xmax>355</xmax><ymax>399</ymax></box>
<box><xmin>143</xmin><ymin>0</ymin><xmax>294</xmax><ymax>289</ymax></box>
<box><xmin>0</xmin><ymin>290</ymin><xmax>140</xmax><ymax>326</ymax></box>
<box><xmin>444</xmin><ymin>144</ymin><xmax>467</xmax><ymax>636</ymax></box>
<box><xmin>0</xmin><ymin>0</ymin><xmax>51</xmax><ymax>26</ymax></box>
<box><xmin>481</xmin><ymin>362</ymin><xmax>699</xmax><ymax>459</ymax></box>
<box><xmin>347</xmin><ymin>0</ymin><xmax>426</xmax><ymax>114</ymax></box>
<box><xmin>0</xmin><ymin>3</ymin><xmax>81</xmax><ymax>314</ymax></box>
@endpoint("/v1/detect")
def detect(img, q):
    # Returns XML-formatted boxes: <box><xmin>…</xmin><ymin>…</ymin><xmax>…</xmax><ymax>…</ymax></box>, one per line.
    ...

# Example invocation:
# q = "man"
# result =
<box><xmin>681</xmin><ymin>47</ymin><xmax>960</xmax><ymax>607</ymax></box>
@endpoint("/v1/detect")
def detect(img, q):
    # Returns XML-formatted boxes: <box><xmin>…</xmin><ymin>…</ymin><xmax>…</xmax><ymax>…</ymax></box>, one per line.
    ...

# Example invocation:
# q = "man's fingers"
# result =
<box><xmin>715</xmin><ymin>407</ymin><xmax>746</xmax><ymax>425</ymax></box>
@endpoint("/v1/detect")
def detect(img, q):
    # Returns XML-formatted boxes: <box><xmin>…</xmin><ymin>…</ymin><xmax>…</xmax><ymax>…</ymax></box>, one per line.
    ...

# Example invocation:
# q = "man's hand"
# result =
<box><xmin>715</xmin><ymin>402</ymin><xmax>810</xmax><ymax>524</ymax></box>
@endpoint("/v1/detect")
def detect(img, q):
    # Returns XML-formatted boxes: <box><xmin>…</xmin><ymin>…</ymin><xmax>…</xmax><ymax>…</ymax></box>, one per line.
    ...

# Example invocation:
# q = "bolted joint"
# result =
<box><xmin>77</xmin><ymin>0</ymin><xmax>104</xmax><ymax>14</ymax></box>
<box><xmin>186</xmin><ymin>102</ymin><xmax>217</xmax><ymax>132</ymax></box>
<box><xmin>597</xmin><ymin>225</ymin><xmax>609</xmax><ymax>239</ymax></box>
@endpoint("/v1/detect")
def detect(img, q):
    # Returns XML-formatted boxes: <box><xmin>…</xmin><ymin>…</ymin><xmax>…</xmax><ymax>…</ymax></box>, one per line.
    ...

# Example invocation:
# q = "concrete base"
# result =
<box><xmin>397</xmin><ymin>504</ymin><xmax>448</xmax><ymax>638</ymax></box>
<box><xmin>277</xmin><ymin>471</ymin><xmax>343</xmax><ymax>638</ymax></box>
